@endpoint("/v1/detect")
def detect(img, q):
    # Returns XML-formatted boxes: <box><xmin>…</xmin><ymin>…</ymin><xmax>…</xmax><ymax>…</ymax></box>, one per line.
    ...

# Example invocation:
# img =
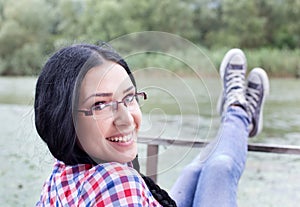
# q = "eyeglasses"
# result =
<box><xmin>77</xmin><ymin>92</ymin><xmax>147</xmax><ymax>118</ymax></box>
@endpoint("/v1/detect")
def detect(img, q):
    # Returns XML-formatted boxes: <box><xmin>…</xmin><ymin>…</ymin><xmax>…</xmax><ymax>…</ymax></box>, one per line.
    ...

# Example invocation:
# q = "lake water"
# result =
<box><xmin>0</xmin><ymin>76</ymin><xmax>299</xmax><ymax>206</ymax></box>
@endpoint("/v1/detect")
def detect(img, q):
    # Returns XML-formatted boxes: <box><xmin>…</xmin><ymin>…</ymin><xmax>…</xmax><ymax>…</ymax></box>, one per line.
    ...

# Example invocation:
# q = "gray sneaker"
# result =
<box><xmin>246</xmin><ymin>68</ymin><xmax>270</xmax><ymax>137</ymax></box>
<box><xmin>217</xmin><ymin>48</ymin><xmax>247</xmax><ymax>115</ymax></box>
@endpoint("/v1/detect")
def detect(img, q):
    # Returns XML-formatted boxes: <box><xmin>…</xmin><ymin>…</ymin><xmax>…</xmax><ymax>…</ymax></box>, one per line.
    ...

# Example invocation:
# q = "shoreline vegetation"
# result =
<box><xmin>127</xmin><ymin>48</ymin><xmax>300</xmax><ymax>78</ymax></box>
<box><xmin>1</xmin><ymin>48</ymin><xmax>300</xmax><ymax>78</ymax></box>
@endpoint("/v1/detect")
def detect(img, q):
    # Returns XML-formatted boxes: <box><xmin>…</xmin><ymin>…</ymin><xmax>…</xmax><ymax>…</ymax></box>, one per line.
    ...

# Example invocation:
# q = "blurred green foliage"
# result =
<box><xmin>0</xmin><ymin>0</ymin><xmax>300</xmax><ymax>76</ymax></box>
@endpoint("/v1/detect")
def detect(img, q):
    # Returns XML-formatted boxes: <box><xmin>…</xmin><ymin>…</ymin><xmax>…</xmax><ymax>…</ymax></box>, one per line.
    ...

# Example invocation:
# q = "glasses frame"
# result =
<box><xmin>77</xmin><ymin>92</ymin><xmax>147</xmax><ymax>116</ymax></box>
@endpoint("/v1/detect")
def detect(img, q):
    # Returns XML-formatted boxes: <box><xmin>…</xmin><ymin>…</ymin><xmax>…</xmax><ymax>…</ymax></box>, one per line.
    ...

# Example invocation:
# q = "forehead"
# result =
<box><xmin>80</xmin><ymin>61</ymin><xmax>133</xmax><ymax>95</ymax></box>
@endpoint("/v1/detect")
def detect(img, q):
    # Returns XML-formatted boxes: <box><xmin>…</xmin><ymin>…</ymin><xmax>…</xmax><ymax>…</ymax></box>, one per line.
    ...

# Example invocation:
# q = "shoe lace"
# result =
<box><xmin>246</xmin><ymin>86</ymin><xmax>259</xmax><ymax>117</ymax></box>
<box><xmin>225</xmin><ymin>69</ymin><xmax>245</xmax><ymax>105</ymax></box>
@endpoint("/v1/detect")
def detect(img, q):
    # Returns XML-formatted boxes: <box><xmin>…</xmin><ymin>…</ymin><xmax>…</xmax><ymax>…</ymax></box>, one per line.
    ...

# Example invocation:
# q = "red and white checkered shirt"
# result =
<box><xmin>36</xmin><ymin>160</ymin><xmax>162</xmax><ymax>206</ymax></box>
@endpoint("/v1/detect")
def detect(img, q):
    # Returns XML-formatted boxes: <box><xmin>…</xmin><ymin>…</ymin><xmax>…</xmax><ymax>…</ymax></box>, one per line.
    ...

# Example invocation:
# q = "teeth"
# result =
<box><xmin>107</xmin><ymin>134</ymin><xmax>132</xmax><ymax>143</ymax></box>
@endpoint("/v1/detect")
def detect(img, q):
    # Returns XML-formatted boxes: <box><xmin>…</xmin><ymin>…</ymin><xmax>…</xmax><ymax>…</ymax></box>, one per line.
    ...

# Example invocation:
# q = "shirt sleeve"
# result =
<box><xmin>78</xmin><ymin>162</ymin><xmax>161</xmax><ymax>207</ymax></box>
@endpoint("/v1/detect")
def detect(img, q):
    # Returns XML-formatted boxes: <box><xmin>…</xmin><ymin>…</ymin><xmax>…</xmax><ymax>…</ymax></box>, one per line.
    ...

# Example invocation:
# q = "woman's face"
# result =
<box><xmin>76</xmin><ymin>60</ymin><xmax>142</xmax><ymax>163</ymax></box>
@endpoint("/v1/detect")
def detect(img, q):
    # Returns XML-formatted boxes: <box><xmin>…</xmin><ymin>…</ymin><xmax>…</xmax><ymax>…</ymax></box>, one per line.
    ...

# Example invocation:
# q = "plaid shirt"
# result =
<box><xmin>36</xmin><ymin>160</ymin><xmax>162</xmax><ymax>207</ymax></box>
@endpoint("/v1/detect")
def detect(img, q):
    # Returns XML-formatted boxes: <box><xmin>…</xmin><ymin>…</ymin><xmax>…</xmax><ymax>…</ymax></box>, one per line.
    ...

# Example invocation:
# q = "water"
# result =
<box><xmin>0</xmin><ymin>76</ymin><xmax>299</xmax><ymax>206</ymax></box>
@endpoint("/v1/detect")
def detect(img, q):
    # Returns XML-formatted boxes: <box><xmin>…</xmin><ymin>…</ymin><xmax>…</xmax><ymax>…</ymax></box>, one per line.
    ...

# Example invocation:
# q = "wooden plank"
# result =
<box><xmin>247</xmin><ymin>143</ymin><xmax>300</xmax><ymax>154</ymax></box>
<box><xmin>138</xmin><ymin>136</ymin><xmax>300</xmax><ymax>155</ymax></box>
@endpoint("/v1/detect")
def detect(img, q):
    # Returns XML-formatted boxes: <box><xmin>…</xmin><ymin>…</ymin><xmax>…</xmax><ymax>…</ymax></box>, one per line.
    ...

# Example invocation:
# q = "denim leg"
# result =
<box><xmin>170</xmin><ymin>107</ymin><xmax>249</xmax><ymax>207</ymax></box>
<box><xmin>193</xmin><ymin>106</ymin><xmax>249</xmax><ymax>207</ymax></box>
<box><xmin>169</xmin><ymin>156</ymin><xmax>204</xmax><ymax>207</ymax></box>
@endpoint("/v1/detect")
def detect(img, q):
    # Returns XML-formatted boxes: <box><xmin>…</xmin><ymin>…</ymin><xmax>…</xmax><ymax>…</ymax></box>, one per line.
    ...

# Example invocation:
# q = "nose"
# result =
<box><xmin>113</xmin><ymin>103</ymin><xmax>134</xmax><ymax>128</ymax></box>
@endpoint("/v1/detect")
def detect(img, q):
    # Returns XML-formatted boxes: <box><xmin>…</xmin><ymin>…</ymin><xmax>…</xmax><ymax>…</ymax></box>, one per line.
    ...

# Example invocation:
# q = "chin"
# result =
<box><xmin>117</xmin><ymin>152</ymin><xmax>137</xmax><ymax>163</ymax></box>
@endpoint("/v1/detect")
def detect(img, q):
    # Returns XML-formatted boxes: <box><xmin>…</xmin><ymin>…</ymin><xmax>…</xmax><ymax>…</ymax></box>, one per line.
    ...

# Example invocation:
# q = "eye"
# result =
<box><xmin>92</xmin><ymin>101</ymin><xmax>107</xmax><ymax>111</ymax></box>
<box><xmin>123</xmin><ymin>94</ymin><xmax>135</xmax><ymax>104</ymax></box>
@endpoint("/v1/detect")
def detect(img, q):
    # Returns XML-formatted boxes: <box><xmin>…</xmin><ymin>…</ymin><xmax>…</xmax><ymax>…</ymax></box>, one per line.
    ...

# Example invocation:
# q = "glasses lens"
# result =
<box><xmin>124</xmin><ymin>94</ymin><xmax>135</xmax><ymax>106</ymax></box>
<box><xmin>92</xmin><ymin>104</ymin><xmax>114</xmax><ymax>119</ymax></box>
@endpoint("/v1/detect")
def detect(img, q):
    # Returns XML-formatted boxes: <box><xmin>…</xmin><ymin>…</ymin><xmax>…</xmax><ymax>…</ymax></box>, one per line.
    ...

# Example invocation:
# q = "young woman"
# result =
<box><xmin>35</xmin><ymin>44</ymin><xmax>269</xmax><ymax>206</ymax></box>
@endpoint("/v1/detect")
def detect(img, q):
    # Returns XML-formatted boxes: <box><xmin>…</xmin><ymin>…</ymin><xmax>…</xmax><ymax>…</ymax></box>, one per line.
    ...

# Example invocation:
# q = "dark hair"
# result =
<box><xmin>34</xmin><ymin>43</ymin><xmax>176</xmax><ymax>206</ymax></box>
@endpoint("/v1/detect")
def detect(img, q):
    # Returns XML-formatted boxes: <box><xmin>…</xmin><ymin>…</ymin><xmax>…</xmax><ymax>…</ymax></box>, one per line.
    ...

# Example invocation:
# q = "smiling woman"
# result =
<box><xmin>34</xmin><ymin>44</ymin><xmax>269</xmax><ymax>207</ymax></box>
<box><xmin>34</xmin><ymin>43</ymin><xmax>173</xmax><ymax>206</ymax></box>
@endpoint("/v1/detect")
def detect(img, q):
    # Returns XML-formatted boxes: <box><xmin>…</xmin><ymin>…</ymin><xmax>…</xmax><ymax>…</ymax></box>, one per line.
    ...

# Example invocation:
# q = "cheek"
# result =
<box><xmin>133</xmin><ymin>108</ymin><xmax>142</xmax><ymax>130</ymax></box>
<box><xmin>75</xmin><ymin>118</ymin><xmax>107</xmax><ymax>144</ymax></box>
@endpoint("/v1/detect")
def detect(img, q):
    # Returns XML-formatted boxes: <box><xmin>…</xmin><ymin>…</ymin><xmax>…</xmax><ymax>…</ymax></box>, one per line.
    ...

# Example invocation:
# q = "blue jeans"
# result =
<box><xmin>170</xmin><ymin>107</ymin><xmax>249</xmax><ymax>207</ymax></box>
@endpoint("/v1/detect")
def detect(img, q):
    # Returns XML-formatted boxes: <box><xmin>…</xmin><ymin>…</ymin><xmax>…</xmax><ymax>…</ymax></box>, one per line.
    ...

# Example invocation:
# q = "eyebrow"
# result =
<box><xmin>82</xmin><ymin>86</ymin><xmax>135</xmax><ymax>104</ymax></box>
<box><xmin>123</xmin><ymin>85</ymin><xmax>135</xmax><ymax>93</ymax></box>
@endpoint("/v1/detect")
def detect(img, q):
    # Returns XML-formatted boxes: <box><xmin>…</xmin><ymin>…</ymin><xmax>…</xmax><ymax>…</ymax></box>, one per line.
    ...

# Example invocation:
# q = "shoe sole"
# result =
<box><xmin>217</xmin><ymin>48</ymin><xmax>247</xmax><ymax>114</ymax></box>
<box><xmin>248</xmin><ymin>67</ymin><xmax>270</xmax><ymax>137</ymax></box>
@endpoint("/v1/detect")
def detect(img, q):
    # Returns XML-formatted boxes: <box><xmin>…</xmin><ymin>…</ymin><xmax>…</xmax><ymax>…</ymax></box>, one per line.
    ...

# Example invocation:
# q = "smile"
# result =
<box><xmin>106</xmin><ymin>133</ymin><xmax>133</xmax><ymax>143</ymax></box>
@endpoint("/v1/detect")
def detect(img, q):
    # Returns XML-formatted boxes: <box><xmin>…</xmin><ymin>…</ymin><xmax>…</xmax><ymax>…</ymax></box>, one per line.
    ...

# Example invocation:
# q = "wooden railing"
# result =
<box><xmin>138</xmin><ymin>136</ymin><xmax>300</xmax><ymax>182</ymax></box>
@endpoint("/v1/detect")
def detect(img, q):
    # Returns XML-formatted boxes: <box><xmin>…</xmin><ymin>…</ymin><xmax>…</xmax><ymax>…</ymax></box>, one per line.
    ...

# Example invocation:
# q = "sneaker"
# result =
<box><xmin>217</xmin><ymin>48</ymin><xmax>247</xmax><ymax>115</ymax></box>
<box><xmin>246</xmin><ymin>68</ymin><xmax>270</xmax><ymax>137</ymax></box>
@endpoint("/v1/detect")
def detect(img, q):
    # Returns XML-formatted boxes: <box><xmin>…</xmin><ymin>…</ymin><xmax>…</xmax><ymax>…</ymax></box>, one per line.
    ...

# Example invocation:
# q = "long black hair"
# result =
<box><xmin>34</xmin><ymin>43</ymin><xmax>176</xmax><ymax>206</ymax></box>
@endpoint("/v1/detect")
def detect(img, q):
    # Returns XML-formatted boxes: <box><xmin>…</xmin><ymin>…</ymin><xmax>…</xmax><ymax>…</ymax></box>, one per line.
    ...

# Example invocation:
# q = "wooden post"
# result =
<box><xmin>146</xmin><ymin>144</ymin><xmax>159</xmax><ymax>182</ymax></box>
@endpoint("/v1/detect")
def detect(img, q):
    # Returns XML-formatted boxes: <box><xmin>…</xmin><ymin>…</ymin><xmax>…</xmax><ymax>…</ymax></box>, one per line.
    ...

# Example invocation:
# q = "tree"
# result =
<box><xmin>0</xmin><ymin>0</ymin><xmax>56</xmax><ymax>75</ymax></box>
<box><xmin>204</xmin><ymin>0</ymin><xmax>266</xmax><ymax>48</ymax></box>
<box><xmin>272</xmin><ymin>0</ymin><xmax>300</xmax><ymax>48</ymax></box>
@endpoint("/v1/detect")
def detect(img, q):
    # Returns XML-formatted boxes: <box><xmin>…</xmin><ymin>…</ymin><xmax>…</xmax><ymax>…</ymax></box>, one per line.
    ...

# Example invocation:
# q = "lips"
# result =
<box><xmin>106</xmin><ymin>132</ymin><xmax>134</xmax><ymax>143</ymax></box>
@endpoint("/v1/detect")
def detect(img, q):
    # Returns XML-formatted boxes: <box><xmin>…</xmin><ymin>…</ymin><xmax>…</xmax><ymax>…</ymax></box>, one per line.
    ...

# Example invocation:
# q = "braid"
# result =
<box><xmin>132</xmin><ymin>155</ymin><xmax>177</xmax><ymax>206</ymax></box>
<box><xmin>140</xmin><ymin>174</ymin><xmax>177</xmax><ymax>207</ymax></box>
